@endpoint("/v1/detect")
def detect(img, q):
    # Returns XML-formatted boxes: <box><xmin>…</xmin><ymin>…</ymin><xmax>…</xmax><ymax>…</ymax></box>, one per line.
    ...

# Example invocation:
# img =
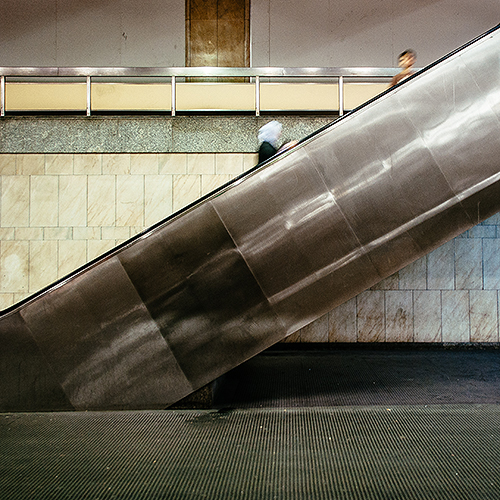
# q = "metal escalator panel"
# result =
<box><xmin>2</xmin><ymin>25</ymin><xmax>500</xmax><ymax>410</ymax></box>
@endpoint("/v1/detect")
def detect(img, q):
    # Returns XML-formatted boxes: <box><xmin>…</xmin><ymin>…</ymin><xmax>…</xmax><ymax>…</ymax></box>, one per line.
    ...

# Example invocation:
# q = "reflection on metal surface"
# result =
<box><xmin>2</xmin><ymin>25</ymin><xmax>500</xmax><ymax>410</ymax></box>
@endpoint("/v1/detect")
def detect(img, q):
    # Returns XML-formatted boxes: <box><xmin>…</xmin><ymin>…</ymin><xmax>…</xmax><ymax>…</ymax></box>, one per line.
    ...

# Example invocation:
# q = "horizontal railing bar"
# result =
<box><xmin>0</xmin><ymin>66</ymin><xmax>407</xmax><ymax>79</ymax></box>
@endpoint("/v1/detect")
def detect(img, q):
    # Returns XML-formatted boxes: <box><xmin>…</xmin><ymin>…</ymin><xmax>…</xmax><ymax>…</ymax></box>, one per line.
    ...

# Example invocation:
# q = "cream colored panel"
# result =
<box><xmin>74</xmin><ymin>154</ymin><xmax>102</xmax><ymax>175</ymax></box>
<box><xmin>172</xmin><ymin>175</ymin><xmax>201</xmax><ymax>212</ymax></box>
<box><xmin>0</xmin><ymin>241</ymin><xmax>29</xmax><ymax>293</ymax></box>
<box><xmin>6</xmin><ymin>83</ymin><xmax>87</xmax><ymax>111</ymax></box>
<box><xmin>0</xmin><ymin>294</ymin><xmax>15</xmax><ymax>310</ymax></box>
<box><xmin>177</xmin><ymin>83</ymin><xmax>254</xmax><ymax>111</ymax></box>
<box><xmin>58</xmin><ymin>240</ymin><xmax>88</xmax><ymax>278</ymax></box>
<box><xmin>88</xmin><ymin>175</ymin><xmax>115</xmax><ymax>227</ymax></box>
<box><xmin>344</xmin><ymin>83</ymin><xmax>387</xmax><ymax>110</ymax></box>
<box><xmin>399</xmin><ymin>256</ymin><xmax>426</xmax><ymax>290</ymax></box>
<box><xmin>116</xmin><ymin>176</ymin><xmax>144</xmax><ymax>227</ymax></box>
<box><xmin>159</xmin><ymin>154</ymin><xmax>187</xmax><ymax>175</ymax></box>
<box><xmin>30</xmin><ymin>176</ymin><xmax>58</xmax><ymax>227</ymax></box>
<box><xmin>59</xmin><ymin>176</ymin><xmax>87</xmax><ymax>227</ymax></box>
<box><xmin>187</xmin><ymin>153</ymin><xmax>215</xmax><ymax>175</ymax></box>
<box><xmin>46</xmin><ymin>154</ymin><xmax>73</xmax><ymax>175</ymax></box>
<box><xmin>1</xmin><ymin>176</ymin><xmax>30</xmax><ymax>227</ymax></box>
<box><xmin>145</xmin><ymin>175</ymin><xmax>173</xmax><ymax>226</ymax></box>
<box><xmin>44</xmin><ymin>228</ymin><xmax>72</xmax><ymax>240</ymax></box>
<box><xmin>201</xmin><ymin>174</ymin><xmax>232</xmax><ymax>196</ymax></box>
<box><xmin>14</xmin><ymin>228</ymin><xmax>42</xmax><ymax>240</ymax></box>
<box><xmin>260</xmin><ymin>83</ymin><xmax>338</xmax><ymax>111</ymax></box>
<box><xmin>17</xmin><ymin>155</ymin><xmax>44</xmax><ymax>175</ymax></box>
<box><xmin>0</xmin><ymin>155</ymin><xmax>16</xmax><ymax>175</ymax></box>
<box><xmin>29</xmin><ymin>240</ymin><xmax>58</xmax><ymax>293</ymax></box>
<box><xmin>102</xmin><ymin>227</ymin><xmax>131</xmax><ymax>241</ymax></box>
<box><xmin>216</xmin><ymin>153</ymin><xmax>244</xmax><ymax>175</ymax></box>
<box><xmin>103</xmin><ymin>154</ymin><xmax>131</xmax><ymax>175</ymax></box>
<box><xmin>92</xmin><ymin>83</ymin><xmax>171</xmax><ymax>111</ymax></box>
<box><xmin>131</xmin><ymin>154</ymin><xmax>159</xmax><ymax>175</ymax></box>
<box><xmin>87</xmin><ymin>239</ymin><xmax>115</xmax><ymax>262</ymax></box>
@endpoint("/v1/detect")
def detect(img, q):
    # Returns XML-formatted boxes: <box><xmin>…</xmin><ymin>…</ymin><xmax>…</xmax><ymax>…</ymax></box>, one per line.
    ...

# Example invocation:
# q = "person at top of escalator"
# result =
<box><xmin>257</xmin><ymin>120</ymin><xmax>298</xmax><ymax>164</ymax></box>
<box><xmin>389</xmin><ymin>49</ymin><xmax>417</xmax><ymax>87</ymax></box>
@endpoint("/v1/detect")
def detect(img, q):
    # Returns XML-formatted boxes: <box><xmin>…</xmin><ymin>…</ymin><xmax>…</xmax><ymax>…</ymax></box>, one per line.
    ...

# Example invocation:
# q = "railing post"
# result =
<box><xmin>338</xmin><ymin>75</ymin><xmax>344</xmax><ymax>116</ymax></box>
<box><xmin>255</xmin><ymin>75</ymin><xmax>260</xmax><ymax>117</ymax></box>
<box><xmin>86</xmin><ymin>76</ymin><xmax>91</xmax><ymax>116</ymax></box>
<box><xmin>1</xmin><ymin>76</ymin><xmax>5</xmax><ymax>117</ymax></box>
<box><xmin>171</xmin><ymin>76</ymin><xmax>176</xmax><ymax>116</ymax></box>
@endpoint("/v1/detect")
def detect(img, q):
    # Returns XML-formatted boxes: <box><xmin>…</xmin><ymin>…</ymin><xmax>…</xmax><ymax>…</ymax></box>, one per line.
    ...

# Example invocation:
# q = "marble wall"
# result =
<box><xmin>0</xmin><ymin>152</ymin><xmax>255</xmax><ymax>307</ymax></box>
<box><xmin>287</xmin><ymin>222</ymin><xmax>500</xmax><ymax>344</ymax></box>
<box><xmin>1</xmin><ymin>152</ymin><xmax>500</xmax><ymax>344</ymax></box>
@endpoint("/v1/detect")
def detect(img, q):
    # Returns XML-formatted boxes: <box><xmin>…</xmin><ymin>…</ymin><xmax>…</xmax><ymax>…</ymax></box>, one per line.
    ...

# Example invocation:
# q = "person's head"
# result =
<box><xmin>258</xmin><ymin>121</ymin><xmax>282</xmax><ymax>147</ymax></box>
<box><xmin>398</xmin><ymin>49</ymin><xmax>416</xmax><ymax>69</ymax></box>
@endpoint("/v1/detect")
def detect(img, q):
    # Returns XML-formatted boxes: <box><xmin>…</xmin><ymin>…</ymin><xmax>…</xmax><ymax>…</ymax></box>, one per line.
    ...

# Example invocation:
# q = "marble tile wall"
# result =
<box><xmin>290</xmin><ymin>216</ymin><xmax>500</xmax><ymax>344</ymax></box>
<box><xmin>0</xmin><ymin>152</ymin><xmax>256</xmax><ymax>308</ymax></box>
<box><xmin>2</xmin><ymin>152</ymin><xmax>500</xmax><ymax>344</ymax></box>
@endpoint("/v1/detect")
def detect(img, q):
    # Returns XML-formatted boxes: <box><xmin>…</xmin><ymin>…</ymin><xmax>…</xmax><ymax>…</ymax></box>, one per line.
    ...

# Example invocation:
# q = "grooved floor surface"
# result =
<box><xmin>2</xmin><ymin>348</ymin><xmax>500</xmax><ymax>499</ymax></box>
<box><xmin>213</xmin><ymin>347</ymin><xmax>500</xmax><ymax>408</ymax></box>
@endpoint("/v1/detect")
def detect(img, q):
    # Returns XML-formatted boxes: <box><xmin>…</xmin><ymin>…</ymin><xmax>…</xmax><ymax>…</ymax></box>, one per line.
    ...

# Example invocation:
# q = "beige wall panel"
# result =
<box><xmin>29</xmin><ymin>240</ymin><xmax>58</xmax><ymax>293</ymax></box>
<box><xmin>159</xmin><ymin>154</ymin><xmax>188</xmax><ymax>175</ymax></box>
<box><xmin>30</xmin><ymin>176</ymin><xmax>58</xmax><ymax>227</ymax></box>
<box><xmin>1</xmin><ymin>176</ymin><xmax>30</xmax><ymax>228</ymax></box>
<box><xmin>74</xmin><ymin>154</ymin><xmax>102</xmax><ymax>175</ymax></box>
<box><xmin>58</xmin><ymin>240</ymin><xmax>88</xmax><ymax>279</ymax></box>
<box><xmin>172</xmin><ymin>174</ymin><xmax>201</xmax><ymax>212</ymax></box>
<box><xmin>59</xmin><ymin>176</ymin><xmax>87</xmax><ymax>227</ymax></box>
<box><xmin>187</xmin><ymin>153</ymin><xmax>215</xmax><ymax>175</ymax></box>
<box><xmin>201</xmin><ymin>174</ymin><xmax>232</xmax><ymax>196</ymax></box>
<box><xmin>260</xmin><ymin>83</ymin><xmax>338</xmax><ymax>111</ymax></box>
<box><xmin>17</xmin><ymin>155</ymin><xmax>44</xmax><ymax>176</ymax></box>
<box><xmin>46</xmin><ymin>154</ymin><xmax>73</xmax><ymax>175</ymax></box>
<box><xmin>343</xmin><ymin>83</ymin><xmax>388</xmax><ymax>110</ymax></box>
<box><xmin>6</xmin><ymin>83</ymin><xmax>87</xmax><ymax>111</ymax></box>
<box><xmin>87</xmin><ymin>239</ymin><xmax>115</xmax><ymax>262</ymax></box>
<box><xmin>145</xmin><ymin>175</ymin><xmax>173</xmax><ymax>226</ymax></box>
<box><xmin>92</xmin><ymin>84</ymin><xmax>171</xmax><ymax>111</ymax></box>
<box><xmin>0</xmin><ymin>240</ymin><xmax>29</xmax><ymax>293</ymax></box>
<box><xmin>116</xmin><ymin>176</ymin><xmax>144</xmax><ymax>227</ymax></box>
<box><xmin>177</xmin><ymin>83</ymin><xmax>254</xmax><ymax>111</ymax></box>
<box><xmin>0</xmin><ymin>155</ymin><xmax>16</xmax><ymax>175</ymax></box>
<box><xmin>216</xmin><ymin>153</ymin><xmax>245</xmax><ymax>175</ymax></box>
<box><xmin>88</xmin><ymin>175</ymin><xmax>115</xmax><ymax>227</ymax></box>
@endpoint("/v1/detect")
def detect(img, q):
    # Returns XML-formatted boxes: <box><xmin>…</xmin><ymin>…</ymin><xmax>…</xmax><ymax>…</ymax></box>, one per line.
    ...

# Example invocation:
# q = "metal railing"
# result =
<box><xmin>0</xmin><ymin>66</ymin><xmax>402</xmax><ymax>117</ymax></box>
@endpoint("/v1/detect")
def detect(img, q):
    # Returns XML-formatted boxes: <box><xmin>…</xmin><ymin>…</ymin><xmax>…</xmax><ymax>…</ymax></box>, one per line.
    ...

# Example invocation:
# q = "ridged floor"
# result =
<box><xmin>2</xmin><ymin>347</ymin><xmax>500</xmax><ymax>499</ymax></box>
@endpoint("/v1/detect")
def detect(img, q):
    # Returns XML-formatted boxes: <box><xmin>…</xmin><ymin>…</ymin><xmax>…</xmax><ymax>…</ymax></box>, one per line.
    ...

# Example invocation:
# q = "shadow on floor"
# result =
<box><xmin>213</xmin><ymin>344</ymin><xmax>500</xmax><ymax>408</ymax></box>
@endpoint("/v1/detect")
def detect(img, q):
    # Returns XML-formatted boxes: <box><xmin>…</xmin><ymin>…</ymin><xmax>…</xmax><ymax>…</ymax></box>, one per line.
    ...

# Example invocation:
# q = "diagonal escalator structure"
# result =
<box><xmin>2</xmin><ymin>25</ymin><xmax>500</xmax><ymax>411</ymax></box>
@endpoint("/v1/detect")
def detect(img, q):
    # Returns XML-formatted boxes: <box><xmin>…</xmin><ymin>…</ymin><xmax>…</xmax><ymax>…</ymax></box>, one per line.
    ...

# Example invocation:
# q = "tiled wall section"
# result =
<box><xmin>0</xmin><ymin>153</ymin><xmax>256</xmax><ymax>306</ymax></box>
<box><xmin>2</xmin><ymin>153</ymin><xmax>500</xmax><ymax>344</ymax></box>
<box><xmin>286</xmin><ymin>227</ymin><xmax>500</xmax><ymax>344</ymax></box>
